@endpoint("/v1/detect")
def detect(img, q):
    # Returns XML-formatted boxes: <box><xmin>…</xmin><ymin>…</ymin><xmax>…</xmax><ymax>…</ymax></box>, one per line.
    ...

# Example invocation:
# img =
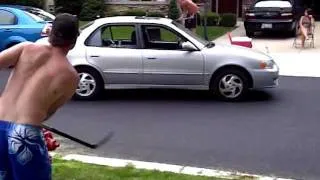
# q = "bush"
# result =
<box><xmin>220</xmin><ymin>13</ymin><xmax>237</xmax><ymax>27</ymax></box>
<box><xmin>168</xmin><ymin>0</ymin><xmax>180</xmax><ymax>20</ymax></box>
<box><xmin>54</xmin><ymin>0</ymin><xmax>84</xmax><ymax>16</ymax></box>
<box><xmin>79</xmin><ymin>0</ymin><xmax>105</xmax><ymax>21</ymax></box>
<box><xmin>200</xmin><ymin>12</ymin><xmax>220</xmax><ymax>26</ymax></box>
<box><xmin>106</xmin><ymin>11</ymin><xmax>121</xmax><ymax>17</ymax></box>
<box><xmin>0</xmin><ymin>0</ymin><xmax>44</xmax><ymax>8</ymax></box>
<box><xmin>123</xmin><ymin>9</ymin><xmax>146</xmax><ymax>16</ymax></box>
<box><xmin>147</xmin><ymin>12</ymin><xmax>165</xmax><ymax>18</ymax></box>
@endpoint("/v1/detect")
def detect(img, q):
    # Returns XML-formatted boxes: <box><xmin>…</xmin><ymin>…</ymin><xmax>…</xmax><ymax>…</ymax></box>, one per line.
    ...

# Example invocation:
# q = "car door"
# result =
<box><xmin>85</xmin><ymin>24</ymin><xmax>143</xmax><ymax>85</ymax></box>
<box><xmin>0</xmin><ymin>9</ymin><xmax>18</xmax><ymax>50</ymax></box>
<box><xmin>140</xmin><ymin>24</ymin><xmax>204</xmax><ymax>85</ymax></box>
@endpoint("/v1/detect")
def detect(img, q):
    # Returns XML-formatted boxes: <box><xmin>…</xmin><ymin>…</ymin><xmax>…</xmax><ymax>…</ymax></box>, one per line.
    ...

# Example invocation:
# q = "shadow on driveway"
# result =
<box><xmin>97</xmin><ymin>89</ymin><xmax>274</xmax><ymax>103</ymax></box>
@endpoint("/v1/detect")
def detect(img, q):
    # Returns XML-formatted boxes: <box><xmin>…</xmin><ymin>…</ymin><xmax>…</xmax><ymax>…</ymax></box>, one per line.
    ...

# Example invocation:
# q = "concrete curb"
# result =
<box><xmin>50</xmin><ymin>152</ymin><xmax>294</xmax><ymax>180</ymax></box>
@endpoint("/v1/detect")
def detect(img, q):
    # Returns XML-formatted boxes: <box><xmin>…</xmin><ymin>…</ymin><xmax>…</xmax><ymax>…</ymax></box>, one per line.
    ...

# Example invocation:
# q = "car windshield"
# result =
<box><xmin>172</xmin><ymin>21</ymin><xmax>209</xmax><ymax>46</ymax></box>
<box><xmin>24</xmin><ymin>8</ymin><xmax>55</xmax><ymax>22</ymax></box>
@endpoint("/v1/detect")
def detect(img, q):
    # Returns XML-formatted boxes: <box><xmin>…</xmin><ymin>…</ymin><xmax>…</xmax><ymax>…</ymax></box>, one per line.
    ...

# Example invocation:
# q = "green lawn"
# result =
<box><xmin>52</xmin><ymin>159</ymin><xmax>254</xmax><ymax>180</ymax></box>
<box><xmin>79</xmin><ymin>21</ymin><xmax>233</xmax><ymax>41</ymax></box>
<box><xmin>196</xmin><ymin>26</ymin><xmax>234</xmax><ymax>40</ymax></box>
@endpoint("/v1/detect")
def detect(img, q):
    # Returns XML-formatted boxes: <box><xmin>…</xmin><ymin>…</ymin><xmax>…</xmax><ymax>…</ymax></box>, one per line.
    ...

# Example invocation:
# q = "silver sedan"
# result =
<box><xmin>66</xmin><ymin>16</ymin><xmax>279</xmax><ymax>101</ymax></box>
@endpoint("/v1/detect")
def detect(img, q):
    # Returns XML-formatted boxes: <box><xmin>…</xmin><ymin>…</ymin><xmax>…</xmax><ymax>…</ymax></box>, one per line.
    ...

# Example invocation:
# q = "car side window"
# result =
<box><xmin>101</xmin><ymin>25</ymin><xmax>138</xmax><ymax>49</ymax></box>
<box><xmin>141</xmin><ymin>25</ymin><xmax>186</xmax><ymax>50</ymax></box>
<box><xmin>86</xmin><ymin>25</ymin><xmax>138</xmax><ymax>49</ymax></box>
<box><xmin>0</xmin><ymin>10</ymin><xmax>16</xmax><ymax>25</ymax></box>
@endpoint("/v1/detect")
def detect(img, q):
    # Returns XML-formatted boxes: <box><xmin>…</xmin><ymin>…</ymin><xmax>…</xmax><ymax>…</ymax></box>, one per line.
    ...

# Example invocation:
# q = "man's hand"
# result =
<box><xmin>0</xmin><ymin>42</ymin><xmax>30</xmax><ymax>69</ymax></box>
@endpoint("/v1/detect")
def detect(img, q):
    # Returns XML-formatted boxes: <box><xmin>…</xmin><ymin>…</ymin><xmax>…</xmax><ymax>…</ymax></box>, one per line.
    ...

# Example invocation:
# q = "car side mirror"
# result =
<box><xmin>181</xmin><ymin>41</ymin><xmax>197</xmax><ymax>51</ymax></box>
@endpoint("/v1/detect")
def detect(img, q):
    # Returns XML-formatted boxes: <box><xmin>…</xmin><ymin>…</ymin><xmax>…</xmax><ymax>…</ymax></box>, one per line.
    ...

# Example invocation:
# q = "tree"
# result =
<box><xmin>0</xmin><ymin>0</ymin><xmax>44</xmax><ymax>8</ymax></box>
<box><xmin>79</xmin><ymin>0</ymin><xmax>105</xmax><ymax>21</ymax></box>
<box><xmin>54</xmin><ymin>0</ymin><xmax>84</xmax><ymax>16</ymax></box>
<box><xmin>168</xmin><ymin>0</ymin><xmax>180</xmax><ymax>20</ymax></box>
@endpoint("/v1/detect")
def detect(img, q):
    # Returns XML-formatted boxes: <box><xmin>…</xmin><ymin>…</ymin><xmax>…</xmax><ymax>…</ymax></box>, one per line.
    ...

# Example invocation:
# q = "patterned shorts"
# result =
<box><xmin>0</xmin><ymin>120</ymin><xmax>51</xmax><ymax>180</ymax></box>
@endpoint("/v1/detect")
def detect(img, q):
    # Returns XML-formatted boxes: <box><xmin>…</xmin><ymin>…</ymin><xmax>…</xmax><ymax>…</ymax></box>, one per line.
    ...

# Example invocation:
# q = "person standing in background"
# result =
<box><xmin>177</xmin><ymin>0</ymin><xmax>199</xmax><ymax>32</ymax></box>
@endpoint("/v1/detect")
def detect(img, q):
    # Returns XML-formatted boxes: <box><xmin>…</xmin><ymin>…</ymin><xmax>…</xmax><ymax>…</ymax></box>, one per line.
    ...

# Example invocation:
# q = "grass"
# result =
<box><xmin>196</xmin><ymin>26</ymin><xmax>234</xmax><ymax>40</ymax></box>
<box><xmin>52</xmin><ymin>158</ymin><xmax>254</xmax><ymax>180</ymax></box>
<box><xmin>79</xmin><ymin>21</ymin><xmax>233</xmax><ymax>41</ymax></box>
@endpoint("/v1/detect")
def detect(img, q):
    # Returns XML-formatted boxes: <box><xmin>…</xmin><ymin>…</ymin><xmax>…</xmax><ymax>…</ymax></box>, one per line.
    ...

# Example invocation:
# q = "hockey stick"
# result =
<box><xmin>42</xmin><ymin>124</ymin><xmax>114</xmax><ymax>149</ymax></box>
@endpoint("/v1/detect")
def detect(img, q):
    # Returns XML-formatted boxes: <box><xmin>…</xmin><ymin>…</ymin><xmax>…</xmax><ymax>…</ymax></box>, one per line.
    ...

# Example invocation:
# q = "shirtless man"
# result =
<box><xmin>0</xmin><ymin>13</ymin><xmax>79</xmax><ymax>180</ymax></box>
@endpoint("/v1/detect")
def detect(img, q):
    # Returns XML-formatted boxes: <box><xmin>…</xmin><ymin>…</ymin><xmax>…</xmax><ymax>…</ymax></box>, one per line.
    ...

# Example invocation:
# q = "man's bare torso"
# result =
<box><xmin>0</xmin><ymin>43</ymin><xmax>78</xmax><ymax>126</ymax></box>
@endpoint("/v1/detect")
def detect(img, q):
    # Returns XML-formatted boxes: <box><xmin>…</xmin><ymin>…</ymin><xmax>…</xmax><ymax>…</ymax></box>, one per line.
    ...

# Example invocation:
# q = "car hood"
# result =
<box><xmin>205</xmin><ymin>43</ymin><xmax>272</xmax><ymax>61</ymax></box>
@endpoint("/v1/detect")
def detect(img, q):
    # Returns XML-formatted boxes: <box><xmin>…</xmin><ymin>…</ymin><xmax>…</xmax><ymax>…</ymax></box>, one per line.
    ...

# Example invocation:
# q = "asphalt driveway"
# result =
<box><xmin>214</xmin><ymin>21</ymin><xmax>320</xmax><ymax>54</ymax></box>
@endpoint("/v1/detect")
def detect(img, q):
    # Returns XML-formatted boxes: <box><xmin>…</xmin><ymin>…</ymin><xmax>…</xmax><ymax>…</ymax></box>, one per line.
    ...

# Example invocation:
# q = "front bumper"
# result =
<box><xmin>250</xmin><ymin>63</ymin><xmax>279</xmax><ymax>89</ymax></box>
<box><xmin>244</xmin><ymin>19</ymin><xmax>296</xmax><ymax>32</ymax></box>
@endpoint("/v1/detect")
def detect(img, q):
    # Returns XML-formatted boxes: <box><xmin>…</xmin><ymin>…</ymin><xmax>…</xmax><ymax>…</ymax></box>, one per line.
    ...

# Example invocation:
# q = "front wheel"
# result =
<box><xmin>73</xmin><ymin>67</ymin><xmax>104</xmax><ymax>101</ymax></box>
<box><xmin>211</xmin><ymin>69</ymin><xmax>250</xmax><ymax>101</ymax></box>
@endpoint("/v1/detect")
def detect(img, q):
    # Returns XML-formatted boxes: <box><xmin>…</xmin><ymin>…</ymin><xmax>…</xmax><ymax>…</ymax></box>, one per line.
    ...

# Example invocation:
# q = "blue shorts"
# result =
<box><xmin>0</xmin><ymin>120</ymin><xmax>51</xmax><ymax>180</ymax></box>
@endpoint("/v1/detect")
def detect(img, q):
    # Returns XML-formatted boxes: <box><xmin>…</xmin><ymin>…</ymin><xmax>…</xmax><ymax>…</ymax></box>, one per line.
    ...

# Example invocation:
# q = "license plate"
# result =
<box><xmin>261</xmin><ymin>23</ymin><xmax>272</xmax><ymax>29</ymax></box>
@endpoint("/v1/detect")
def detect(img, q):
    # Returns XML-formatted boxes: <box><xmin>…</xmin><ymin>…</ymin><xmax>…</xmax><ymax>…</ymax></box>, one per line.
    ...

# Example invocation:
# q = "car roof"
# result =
<box><xmin>0</xmin><ymin>6</ymin><xmax>20</xmax><ymax>11</ymax></box>
<box><xmin>254</xmin><ymin>0</ymin><xmax>294</xmax><ymax>4</ymax></box>
<box><xmin>0</xmin><ymin>5</ymin><xmax>48</xmax><ymax>14</ymax></box>
<box><xmin>0</xmin><ymin>4</ymin><xmax>37</xmax><ymax>9</ymax></box>
<box><xmin>94</xmin><ymin>16</ymin><xmax>173</xmax><ymax>25</ymax></box>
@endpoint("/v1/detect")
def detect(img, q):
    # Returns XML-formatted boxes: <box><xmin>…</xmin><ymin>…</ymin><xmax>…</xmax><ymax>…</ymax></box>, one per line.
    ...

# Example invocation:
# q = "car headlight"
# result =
<box><xmin>259</xmin><ymin>60</ymin><xmax>274</xmax><ymax>69</ymax></box>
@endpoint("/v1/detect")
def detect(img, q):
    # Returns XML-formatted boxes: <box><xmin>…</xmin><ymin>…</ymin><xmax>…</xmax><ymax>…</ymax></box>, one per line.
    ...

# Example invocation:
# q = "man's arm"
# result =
<box><xmin>0</xmin><ymin>42</ymin><xmax>30</xmax><ymax>69</ymax></box>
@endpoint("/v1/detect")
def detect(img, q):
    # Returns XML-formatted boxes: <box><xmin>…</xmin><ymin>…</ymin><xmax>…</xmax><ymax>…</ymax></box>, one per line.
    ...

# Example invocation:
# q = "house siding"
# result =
<box><xmin>211</xmin><ymin>0</ymin><xmax>244</xmax><ymax>17</ymax></box>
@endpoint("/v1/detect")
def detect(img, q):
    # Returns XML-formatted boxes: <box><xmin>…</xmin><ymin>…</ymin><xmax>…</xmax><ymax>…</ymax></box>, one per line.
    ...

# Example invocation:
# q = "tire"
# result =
<box><xmin>291</xmin><ymin>24</ymin><xmax>298</xmax><ymax>37</ymax></box>
<box><xmin>73</xmin><ymin>67</ymin><xmax>104</xmax><ymax>101</ymax></box>
<box><xmin>210</xmin><ymin>68</ymin><xmax>250</xmax><ymax>102</ymax></box>
<box><xmin>246</xmin><ymin>30</ymin><xmax>254</xmax><ymax>37</ymax></box>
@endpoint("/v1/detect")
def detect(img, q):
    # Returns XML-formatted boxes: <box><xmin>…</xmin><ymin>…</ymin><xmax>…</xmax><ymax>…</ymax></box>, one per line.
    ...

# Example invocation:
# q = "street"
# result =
<box><xmin>1</xmin><ymin>69</ymin><xmax>320</xmax><ymax>180</ymax></box>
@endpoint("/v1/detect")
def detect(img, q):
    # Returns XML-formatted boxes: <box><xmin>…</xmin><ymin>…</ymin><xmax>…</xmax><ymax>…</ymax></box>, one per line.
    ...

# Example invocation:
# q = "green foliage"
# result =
<box><xmin>200</xmin><ymin>12</ymin><xmax>220</xmax><ymax>26</ymax></box>
<box><xmin>54</xmin><ymin>0</ymin><xmax>84</xmax><ymax>16</ymax></box>
<box><xmin>0</xmin><ymin>0</ymin><xmax>44</xmax><ymax>8</ymax></box>
<box><xmin>79</xmin><ymin>0</ymin><xmax>105</xmax><ymax>21</ymax></box>
<box><xmin>220</xmin><ymin>13</ymin><xmax>237</xmax><ymax>27</ymax></box>
<box><xmin>147</xmin><ymin>12</ymin><xmax>165</xmax><ymax>18</ymax></box>
<box><xmin>106</xmin><ymin>11</ymin><xmax>121</xmax><ymax>17</ymax></box>
<box><xmin>168</xmin><ymin>0</ymin><xmax>180</xmax><ymax>20</ymax></box>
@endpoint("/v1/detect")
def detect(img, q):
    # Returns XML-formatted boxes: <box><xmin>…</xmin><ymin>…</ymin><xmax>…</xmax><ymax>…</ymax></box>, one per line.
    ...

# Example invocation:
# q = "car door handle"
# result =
<box><xmin>90</xmin><ymin>55</ymin><xmax>100</xmax><ymax>58</ymax></box>
<box><xmin>4</xmin><ymin>29</ymin><xmax>12</xmax><ymax>32</ymax></box>
<box><xmin>146</xmin><ymin>57</ymin><xmax>157</xmax><ymax>60</ymax></box>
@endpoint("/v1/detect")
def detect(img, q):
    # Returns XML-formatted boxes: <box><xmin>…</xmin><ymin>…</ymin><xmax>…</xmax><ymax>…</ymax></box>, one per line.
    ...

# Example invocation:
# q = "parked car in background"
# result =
<box><xmin>244</xmin><ymin>0</ymin><xmax>300</xmax><ymax>37</ymax></box>
<box><xmin>0</xmin><ymin>5</ymin><xmax>55</xmax><ymax>51</ymax></box>
<box><xmin>64</xmin><ymin>16</ymin><xmax>279</xmax><ymax>102</ymax></box>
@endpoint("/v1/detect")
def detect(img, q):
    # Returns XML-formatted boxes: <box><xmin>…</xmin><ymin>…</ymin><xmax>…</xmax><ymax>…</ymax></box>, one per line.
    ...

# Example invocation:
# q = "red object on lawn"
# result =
<box><xmin>228</xmin><ymin>32</ymin><xmax>253</xmax><ymax>48</ymax></box>
<box><xmin>43</xmin><ymin>128</ymin><xmax>60</xmax><ymax>151</ymax></box>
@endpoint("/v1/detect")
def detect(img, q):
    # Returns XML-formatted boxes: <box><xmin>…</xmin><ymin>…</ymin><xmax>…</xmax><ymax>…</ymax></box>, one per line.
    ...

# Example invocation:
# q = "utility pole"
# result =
<box><xmin>203</xmin><ymin>0</ymin><xmax>209</xmax><ymax>40</ymax></box>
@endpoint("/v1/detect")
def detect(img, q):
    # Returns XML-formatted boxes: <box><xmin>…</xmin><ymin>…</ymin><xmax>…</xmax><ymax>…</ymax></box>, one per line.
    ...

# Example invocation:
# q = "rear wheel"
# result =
<box><xmin>73</xmin><ymin>67</ymin><xmax>104</xmax><ymax>101</ymax></box>
<box><xmin>246</xmin><ymin>30</ymin><xmax>254</xmax><ymax>37</ymax></box>
<box><xmin>211</xmin><ymin>68</ymin><xmax>250</xmax><ymax>101</ymax></box>
<box><xmin>291</xmin><ymin>24</ymin><xmax>298</xmax><ymax>37</ymax></box>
